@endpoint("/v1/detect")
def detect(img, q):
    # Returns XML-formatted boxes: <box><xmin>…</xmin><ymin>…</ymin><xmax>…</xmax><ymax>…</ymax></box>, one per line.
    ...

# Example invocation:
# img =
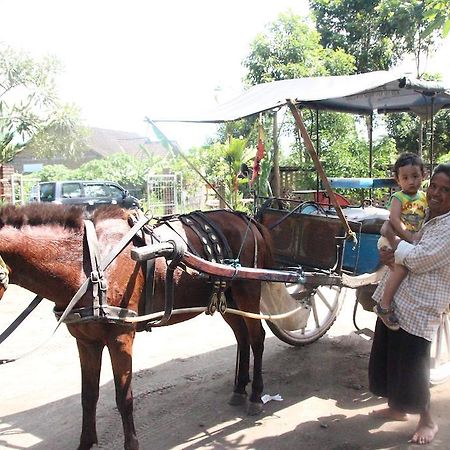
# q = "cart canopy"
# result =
<box><xmin>154</xmin><ymin>71</ymin><xmax>450</xmax><ymax>123</ymax></box>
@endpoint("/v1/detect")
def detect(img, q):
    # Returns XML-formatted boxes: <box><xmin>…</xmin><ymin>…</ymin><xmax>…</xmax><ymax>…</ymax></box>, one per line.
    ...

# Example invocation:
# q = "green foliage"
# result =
<box><xmin>32</xmin><ymin>152</ymin><xmax>163</xmax><ymax>196</ymax></box>
<box><xmin>423</xmin><ymin>0</ymin><xmax>450</xmax><ymax>37</ymax></box>
<box><xmin>0</xmin><ymin>44</ymin><xmax>88</xmax><ymax>164</ymax></box>
<box><xmin>243</xmin><ymin>11</ymin><xmax>356</xmax><ymax>85</ymax></box>
<box><xmin>24</xmin><ymin>104</ymin><xmax>89</xmax><ymax>160</ymax></box>
<box><xmin>283</xmin><ymin>111</ymin><xmax>397</xmax><ymax>191</ymax></box>
<box><xmin>36</xmin><ymin>164</ymin><xmax>76</xmax><ymax>181</ymax></box>
<box><xmin>385</xmin><ymin>110</ymin><xmax>450</xmax><ymax>163</ymax></box>
<box><xmin>311</xmin><ymin>0</ymin><xmax>440</xmax><ymax>76</ymax></box>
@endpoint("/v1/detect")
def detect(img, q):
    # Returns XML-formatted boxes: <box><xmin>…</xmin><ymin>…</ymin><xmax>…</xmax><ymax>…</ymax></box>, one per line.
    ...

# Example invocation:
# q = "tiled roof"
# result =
<box><xmin>87</xmin><ymin>127</ymin><xmax>170</xmax><ymax>158</ymax></box>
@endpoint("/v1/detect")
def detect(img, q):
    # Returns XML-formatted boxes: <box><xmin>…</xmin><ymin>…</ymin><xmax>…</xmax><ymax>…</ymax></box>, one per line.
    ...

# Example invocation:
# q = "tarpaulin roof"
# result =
<box><xmin>153</xmin><ymin>71</ymin><xmax>450</xmax><ymax>123</ymax></box>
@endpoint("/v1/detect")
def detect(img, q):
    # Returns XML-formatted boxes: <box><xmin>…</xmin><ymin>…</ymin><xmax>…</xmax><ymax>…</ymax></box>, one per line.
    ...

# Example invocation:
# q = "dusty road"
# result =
<box><xmin>1</xmin><ymin>285</ymin><xmax>450</xmax><ymax>450</ymax></box>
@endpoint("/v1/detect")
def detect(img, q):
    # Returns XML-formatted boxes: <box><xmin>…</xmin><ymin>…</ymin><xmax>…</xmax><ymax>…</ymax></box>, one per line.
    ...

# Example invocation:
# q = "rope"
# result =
<box><xmin>119</xmin><ymin>302</ymin><xmax>308</xmax><ymax>324</ymax></box>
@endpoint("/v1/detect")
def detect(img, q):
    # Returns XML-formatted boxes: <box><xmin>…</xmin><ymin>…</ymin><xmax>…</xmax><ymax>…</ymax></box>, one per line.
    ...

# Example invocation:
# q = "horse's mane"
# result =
<box><xmin>91</xmin><ymin>205</ymin><xmax>130</xmax><ymax>223</ymax></box>
<box><xmin>0</xmin><ymin>203</ymin><xmax>86</xmax><ymax>230</ymax></box>
<box><xmin>0</xmin><ymin>203</ymin><xmax>133</xmax><ymax>230</ymax></box>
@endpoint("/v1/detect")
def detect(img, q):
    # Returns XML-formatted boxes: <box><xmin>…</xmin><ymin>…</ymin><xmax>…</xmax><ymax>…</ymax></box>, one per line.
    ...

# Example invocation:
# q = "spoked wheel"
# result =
<box><xmin>430</xmin><ymin>309</ymin><xmax>450</xmax><ymax>385</ymax></box>
<box><xmin>266</xmin><ymin>285</ymin><xmax>346</xmax><ymax>346</ymax></box>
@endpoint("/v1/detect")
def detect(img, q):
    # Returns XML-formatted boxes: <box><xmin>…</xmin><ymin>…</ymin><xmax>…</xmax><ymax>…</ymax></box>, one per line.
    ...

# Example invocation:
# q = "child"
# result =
<box><xmin>374</xmin><ymin>152</ymin><xmax>427</xmax><ymax>330</ymax></box>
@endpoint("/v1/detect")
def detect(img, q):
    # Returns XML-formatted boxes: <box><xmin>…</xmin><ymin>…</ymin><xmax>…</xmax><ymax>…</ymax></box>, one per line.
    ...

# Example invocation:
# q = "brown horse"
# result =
<box><xmin>0</xmin><ymin>203</ymin><xmax>273</xmax><ymax>450</ymax></box>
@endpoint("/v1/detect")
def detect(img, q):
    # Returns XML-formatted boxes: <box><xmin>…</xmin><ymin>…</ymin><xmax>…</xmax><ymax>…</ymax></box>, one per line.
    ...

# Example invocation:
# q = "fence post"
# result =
<box><xmin>0</xmin><ymin>165</ymin><xmax>15</xmax><ymax>204</ymax></box>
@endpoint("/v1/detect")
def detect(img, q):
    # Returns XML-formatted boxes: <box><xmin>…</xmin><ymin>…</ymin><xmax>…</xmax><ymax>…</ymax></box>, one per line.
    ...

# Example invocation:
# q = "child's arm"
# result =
<box><xmin>388</xmin><ymin>196</ymin><xmax>416</xmax><ymax>243</ymax></box>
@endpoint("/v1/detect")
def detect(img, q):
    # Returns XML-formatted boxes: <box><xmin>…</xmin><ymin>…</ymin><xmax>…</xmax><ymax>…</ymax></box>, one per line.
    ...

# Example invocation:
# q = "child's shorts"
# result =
<box><xmin>377</xmin><ymin>236</ymin><xmax>392</xmax><ymax>250</ymax></box>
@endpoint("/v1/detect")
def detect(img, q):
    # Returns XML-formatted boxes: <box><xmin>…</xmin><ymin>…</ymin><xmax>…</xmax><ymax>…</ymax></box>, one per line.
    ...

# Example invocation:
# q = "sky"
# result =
<box><xmin>1</xmin><ymin>0</ymin><xmax>449</xmax><ymax>149</ymax></box>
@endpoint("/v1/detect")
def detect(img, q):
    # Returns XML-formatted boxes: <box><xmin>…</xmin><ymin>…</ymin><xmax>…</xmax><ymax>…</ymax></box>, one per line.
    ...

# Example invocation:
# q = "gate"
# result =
<box><xmin>146</xmin><ymin>173</ymin><xmax>184</xmax><ymax>215</ymax></box>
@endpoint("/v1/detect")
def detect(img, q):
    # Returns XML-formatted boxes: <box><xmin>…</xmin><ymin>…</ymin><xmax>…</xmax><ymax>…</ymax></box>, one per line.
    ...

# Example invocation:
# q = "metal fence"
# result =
<box><xmin>146</xmin><ymin>173</ymin><xmax>185</xmax><ymax>216</ymax></box>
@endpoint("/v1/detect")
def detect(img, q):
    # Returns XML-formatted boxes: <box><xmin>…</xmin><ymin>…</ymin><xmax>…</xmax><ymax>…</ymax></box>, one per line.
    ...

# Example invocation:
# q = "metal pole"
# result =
<box><xmin>368</xmin><ymin>113</ymin><xmax>373</xmax><ymax>178</ymax></box>
<box><xmin>272</xmin><ymin>112</ymin><xmax>280</xmax><ymax>197</ymax></box>
<box><xmin>315</xmin><ymin>109</ymin><xmax>320</xmax><ymax>193</ymax></box>
<box><xmin>368</xmin><ymin>113</ymin><xmax>373</xmax><ymax>200</ymax></box>
<box><xmin>430</xmin><ymin>97</ymin><xmax>435</xmax><ymax>173</ymax></box>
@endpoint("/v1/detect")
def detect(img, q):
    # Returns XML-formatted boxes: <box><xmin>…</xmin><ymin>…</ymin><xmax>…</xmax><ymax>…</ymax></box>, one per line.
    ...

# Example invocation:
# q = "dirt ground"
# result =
<box><xmin>1</xmin><ymin>285</ymin><xmax>450</xmax><ymax>450</ymax></box>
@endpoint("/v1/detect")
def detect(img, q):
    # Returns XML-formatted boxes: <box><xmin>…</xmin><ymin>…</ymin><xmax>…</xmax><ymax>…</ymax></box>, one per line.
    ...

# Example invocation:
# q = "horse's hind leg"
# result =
<box><xmin>223</xmin><ymin>311</ymin><xmax>251</xmax><ymax>406</ymax></box>
<box><xmin>76</xmin><ymin>339</ymin><xmax>104</xmax><ymax>450</ymax></box>
<box><xmin>245</xmin><ymin>316</ymin><xmax>265</xmax><ymax>416</ymax></box>
<box><xmin>224</xmin><ymin>283</ymin><xmax>265</xmax><ymax>415</ymax></box>
<box><xmin>228</xmin><ymin>282</ymin><xmax>265</xmax><ymax>415</ymax></box>
<box><xmin>107</xmin><ymin>329</ymin><xmax>139</xmax><ymax>450</ymax></box>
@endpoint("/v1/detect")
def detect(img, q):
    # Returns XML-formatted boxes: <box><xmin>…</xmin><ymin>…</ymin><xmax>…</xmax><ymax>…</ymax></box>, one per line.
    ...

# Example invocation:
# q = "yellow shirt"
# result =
<box><xmin>388</xmin><ymin>190</ymin><xmax>427</xmax><ymax>232</ymax></box>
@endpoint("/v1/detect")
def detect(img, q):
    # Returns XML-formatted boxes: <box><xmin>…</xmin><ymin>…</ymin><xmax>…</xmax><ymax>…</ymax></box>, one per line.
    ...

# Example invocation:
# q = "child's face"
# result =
<box><xmin>396</xmin><ymin>164</ymin><xmax>424</xmax><ymax>195</ymax></box>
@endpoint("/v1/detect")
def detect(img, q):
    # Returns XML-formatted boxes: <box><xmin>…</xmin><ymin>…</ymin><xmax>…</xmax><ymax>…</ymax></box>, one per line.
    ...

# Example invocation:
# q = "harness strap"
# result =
<box><xmin>54</xmin><ymin>304</ymin><xmax>137</xmax><ymax>324</ymax></box>
<box><xmin>56</xmin><ymin>213</ymin><xmax>150</xmax><ymax>325</ymax></box>
<box><xmin>178</xmin><ymin>212</ymin><xmax>234</xmax><ymax>315</ymax></box>
<box><xmin>84</xmin><ymin>220</ymin><xmax>107</xmax><ymax>318</ymax></box>
<box><xmin>190</xmin><ymin>211</ymin><xmax>234</xmax><ymax>260</ymax></box>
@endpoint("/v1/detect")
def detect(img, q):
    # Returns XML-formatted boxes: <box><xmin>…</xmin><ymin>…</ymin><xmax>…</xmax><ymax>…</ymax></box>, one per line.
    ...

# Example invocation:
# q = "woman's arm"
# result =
<box><xmin>396</xmin><ymin>219</ymin><xmax>450</xmax><ymax>273</ymax></box>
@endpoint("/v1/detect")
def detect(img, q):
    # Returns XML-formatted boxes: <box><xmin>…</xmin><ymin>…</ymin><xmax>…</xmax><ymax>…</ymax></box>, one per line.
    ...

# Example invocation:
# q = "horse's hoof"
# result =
<box><xmin>228</xmin><ymin>392</ymin><xmax>247</xmax><ymax>406</ymax></box>
<box><xmin>247</xmin><ymin>401</ymin><xmax>263</xmax><ymax>416</ymax></box>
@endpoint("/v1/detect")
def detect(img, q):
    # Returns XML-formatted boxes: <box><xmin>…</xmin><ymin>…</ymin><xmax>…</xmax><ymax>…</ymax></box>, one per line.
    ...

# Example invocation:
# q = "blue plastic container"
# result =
<box><xmin>343</xmin><ymin>233</ymin><xmax>381</xmax><ymax>274</ymax></box>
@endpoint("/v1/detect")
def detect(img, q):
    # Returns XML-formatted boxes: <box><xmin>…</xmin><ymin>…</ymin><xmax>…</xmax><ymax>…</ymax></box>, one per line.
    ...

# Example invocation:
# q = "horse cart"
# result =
<box><xmin>1</xmin><ymin>71</ymin><xmax>450</xmax><ymax>450</ymax></box>
<box><xmin>152</xmin><ymin>71</ymin><xmax>450</xmax><ymax>384</ymax></box>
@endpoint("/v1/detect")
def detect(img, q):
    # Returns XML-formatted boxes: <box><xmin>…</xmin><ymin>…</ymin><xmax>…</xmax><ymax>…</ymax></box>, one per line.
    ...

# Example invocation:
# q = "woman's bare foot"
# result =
<box><xmin>409</xmin><ymin>417</ymin><xmax>438</xmax><ymax>444</ymax></box>
<box><xmin>369</xmin><ymin>407</ymin><xmax>408</xmax><ymax>421</ymax></box>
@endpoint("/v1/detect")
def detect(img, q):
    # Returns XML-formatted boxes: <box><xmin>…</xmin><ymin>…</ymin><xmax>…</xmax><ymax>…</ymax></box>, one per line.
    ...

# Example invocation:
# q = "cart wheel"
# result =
<box><xmin>266</xmin><ymin>285</ymin><xmax>345</xmax><ymax>346</ymax></box>
<box><xmin>430</xmin><ymin>310</ymin><xmax>450</xmax><ymax>385</ymax></box>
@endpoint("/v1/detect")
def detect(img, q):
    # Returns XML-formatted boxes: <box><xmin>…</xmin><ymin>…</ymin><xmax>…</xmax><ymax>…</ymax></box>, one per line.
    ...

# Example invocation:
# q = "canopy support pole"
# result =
<box><xmin>368</xmin><ymin>113</ymin><xmax>373</xmax><ymax>200</ymax></box>
<box><xmin>315</xmin><ymin>109</ymin><xmax>320</xmax><ymax>193</ymax></box>
<box><xmin>287</xmin><ymin>100</ymin><xmax>356</xmax><ymax>242</ymax></box>
<box><xmin>430</xmin><ymin>97</ymin><xmax>435</xmax><ymax>173</ymax></box>
<box><xmin>272</xmin><ymin>111</ymin><xmax>280</xmax><ymax>197</ymax></box>
<box><xmin>368</xmin><ymin>113</ymin><xmax>373</xmax><ymax>178</ymax></box>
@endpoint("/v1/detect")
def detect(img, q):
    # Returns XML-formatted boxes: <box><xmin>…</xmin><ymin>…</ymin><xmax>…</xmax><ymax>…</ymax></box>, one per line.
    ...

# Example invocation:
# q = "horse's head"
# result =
<box><xmin>0</xmin><ymin>255</ymin><xmax>9</xmax><ymax>300</ymax></box>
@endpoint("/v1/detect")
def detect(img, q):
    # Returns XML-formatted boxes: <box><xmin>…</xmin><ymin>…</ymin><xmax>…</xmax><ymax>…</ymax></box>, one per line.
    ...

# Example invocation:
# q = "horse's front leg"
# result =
<box><xmin>107</xmin><ymin>328</ymin><xmax>138</xmax><ymax>450</ymax></box>
<box><xmin>76</xmin><ymin>338</ymin><xmax>104</xmax><ymax>450</ymax></box>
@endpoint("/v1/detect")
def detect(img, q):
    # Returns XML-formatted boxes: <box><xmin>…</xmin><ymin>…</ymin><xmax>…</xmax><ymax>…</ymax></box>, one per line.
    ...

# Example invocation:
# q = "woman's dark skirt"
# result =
<box><xmin>369</xmin><ymin>318</ymin><xmax>431</xmax><ymax>414</ymax></box>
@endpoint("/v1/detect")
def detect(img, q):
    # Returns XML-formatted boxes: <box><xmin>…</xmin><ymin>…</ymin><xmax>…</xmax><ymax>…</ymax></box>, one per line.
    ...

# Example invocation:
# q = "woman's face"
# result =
<box><xmin>427</xmin><ymin>171</ymin><xmax>450</xmax><ymax>218</ymax></box>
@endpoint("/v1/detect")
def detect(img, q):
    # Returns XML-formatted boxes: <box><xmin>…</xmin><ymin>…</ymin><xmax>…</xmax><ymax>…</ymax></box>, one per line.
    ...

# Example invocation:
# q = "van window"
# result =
<box><xmin>39</xmin><ymin>183</ymin><xmax>56</xmax><ymax>202</ymax></box>
<box><xmin>84</xmin><ymin>183</ymin><xmax>108</xmax><ymax>198</ymax></box>
<box><xmin>108</xmin><ymin>184</ymin><xmax>124</xmax><ymax>199</ymax></box>
<box><xmin>62</xmin><ymin>183</ymin><xmax>82</xmax><ymax>198</ymax></box>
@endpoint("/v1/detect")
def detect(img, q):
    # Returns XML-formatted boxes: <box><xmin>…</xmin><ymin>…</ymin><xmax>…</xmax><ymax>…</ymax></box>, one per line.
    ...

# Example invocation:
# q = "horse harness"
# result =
<box><xmin>53</xmin><ymin>210</ymin><xmax>258</xmax><ymax>328</ymax></box>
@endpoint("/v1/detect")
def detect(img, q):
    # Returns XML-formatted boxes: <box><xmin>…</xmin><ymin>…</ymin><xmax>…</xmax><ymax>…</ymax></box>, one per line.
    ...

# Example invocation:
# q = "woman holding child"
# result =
<box><xmin>369</xmin><ymin>161</ymin><xmax>450</xmax><ymax>445</ymax></box>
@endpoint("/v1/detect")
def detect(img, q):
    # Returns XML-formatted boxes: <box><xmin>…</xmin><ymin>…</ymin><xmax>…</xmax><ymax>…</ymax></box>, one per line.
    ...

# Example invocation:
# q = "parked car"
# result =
<box><xmin>29</xmin><ymin>180</ymin><xmax>141</xmax><ymax>212</ymax></box>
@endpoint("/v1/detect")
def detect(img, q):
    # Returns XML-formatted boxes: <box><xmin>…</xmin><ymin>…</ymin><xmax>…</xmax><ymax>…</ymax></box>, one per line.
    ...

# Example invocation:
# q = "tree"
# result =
<box><xmin>0</xmin><ymin>44</ymin><xmax>88</xmax><ymax>164</ymax></box>
<box><xmin>311</xmin><ymin>0</ymin><xmax>440</xmax><ymax>77</ymax></box>
<box><xmin>243</xmin><ymin>11</ymin><xmax>355</xmax><ymax>85</ymax></box>
<box><xmin>423</xmin><ymin>0</ymin><xmax>450</xmax><ymax>37</ymax></box>
<box><xmin>241</xmin><ymin>12</ymin><xmax>362</xmax><ymax>194</ymax></box>
<box><xmin>386</xmin><ymin>110</ymin><xmax>450</xmax><ymax>164</ymax></box>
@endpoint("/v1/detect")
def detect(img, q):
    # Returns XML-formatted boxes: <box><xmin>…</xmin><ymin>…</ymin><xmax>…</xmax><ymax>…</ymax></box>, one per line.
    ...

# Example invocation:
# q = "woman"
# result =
<box><xmin>369</xmin><ymin>162</ymin><xmax>450</xmax><ymax>445</ymax></box>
